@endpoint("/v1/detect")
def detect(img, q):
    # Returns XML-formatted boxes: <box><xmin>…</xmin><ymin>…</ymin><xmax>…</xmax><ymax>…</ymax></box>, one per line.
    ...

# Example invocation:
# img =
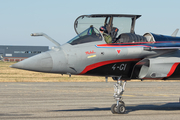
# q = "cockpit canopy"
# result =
<box><xmin>68</xmin><ymin>14</ymin><xmax>143</xmax><ymax>45</ymax></box>
<box><xmin>67</xmin><ymin>26</ymin><xmax>102</xmax><ymax>45</ymax></box>
<box><xmin>74</xmin><ymin>14</ymin><xmax>141</xmax><ymax>37</ymax></box>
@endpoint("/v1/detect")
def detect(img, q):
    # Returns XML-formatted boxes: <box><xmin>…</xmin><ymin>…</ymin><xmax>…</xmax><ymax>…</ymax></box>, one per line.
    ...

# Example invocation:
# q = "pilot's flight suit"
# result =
<box><xmin>103</xmin><ymin>33</ymin><xmax>112</xmax><ymax>43</ymax></box>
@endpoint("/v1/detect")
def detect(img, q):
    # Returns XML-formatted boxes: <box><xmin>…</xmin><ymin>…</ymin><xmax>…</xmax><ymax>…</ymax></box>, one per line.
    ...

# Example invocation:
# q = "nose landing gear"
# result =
<box><xmin>111</xmin><ymin>78</ymin><xmax>127</xmax><ymax>114</ymax></box>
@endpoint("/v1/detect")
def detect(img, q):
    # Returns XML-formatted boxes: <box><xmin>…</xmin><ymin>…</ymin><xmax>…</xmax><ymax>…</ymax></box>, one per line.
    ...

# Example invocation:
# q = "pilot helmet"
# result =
<box><xmin>99</xmin><ymin>26</ymin><xmax>106</xmax><ymax>32</ymax></box>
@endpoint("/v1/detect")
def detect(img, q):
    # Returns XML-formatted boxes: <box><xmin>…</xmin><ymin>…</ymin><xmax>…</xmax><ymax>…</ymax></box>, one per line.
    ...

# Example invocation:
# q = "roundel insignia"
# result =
<box><xmin>116</xmin><ymin>49</ymin><xmax>121</xmax><ymax>54</ymax></box>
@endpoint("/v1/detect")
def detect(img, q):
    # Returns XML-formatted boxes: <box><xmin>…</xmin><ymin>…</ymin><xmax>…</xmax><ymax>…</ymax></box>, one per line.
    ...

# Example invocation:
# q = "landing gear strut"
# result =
<box><xmin>111</xmin><ymin>77</ymin><xmax>126</xmax><ymax>114</ymax></box>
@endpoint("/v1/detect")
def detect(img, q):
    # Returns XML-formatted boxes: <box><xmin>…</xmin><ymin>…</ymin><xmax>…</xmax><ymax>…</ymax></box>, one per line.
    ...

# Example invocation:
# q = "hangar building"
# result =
<box><xmin>0</xmin><ymin>45</ymin><xmax>49</xmax><ymax>61</ymax></box>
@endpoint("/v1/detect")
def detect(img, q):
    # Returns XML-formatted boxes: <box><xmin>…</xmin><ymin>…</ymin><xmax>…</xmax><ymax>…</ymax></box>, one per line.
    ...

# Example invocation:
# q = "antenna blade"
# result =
<box><xmin>171</xmin><ymin>29</ymin><xmax>179</xmax><ymax>37</ymax></box>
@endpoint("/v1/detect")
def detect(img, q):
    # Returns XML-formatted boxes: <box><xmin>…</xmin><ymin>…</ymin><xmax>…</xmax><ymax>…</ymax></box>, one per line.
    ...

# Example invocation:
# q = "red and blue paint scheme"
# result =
<box><xmin>78</xmin><ymin>41</ymin><xmax>180</xmax><ymax>80</ymax></box>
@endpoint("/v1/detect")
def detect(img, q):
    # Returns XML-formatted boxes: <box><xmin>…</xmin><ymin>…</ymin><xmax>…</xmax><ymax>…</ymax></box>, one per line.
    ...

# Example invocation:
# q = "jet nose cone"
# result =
<box><xmin>11</xmin><ymin>52</ymin><xmax>53</xmax><ymax>72</ymax></box>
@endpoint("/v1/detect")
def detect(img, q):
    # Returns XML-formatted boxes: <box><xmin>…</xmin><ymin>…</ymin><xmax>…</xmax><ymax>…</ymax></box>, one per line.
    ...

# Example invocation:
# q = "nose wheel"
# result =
<box><xmin>111</xmin><ymin>78</ymin><xmax>126</xmax><ymax>114</ymax></box>
<box><xmin>111</xmin><ymin>103</ymin><xmax>125</xmax><ymax>114</ymax></box>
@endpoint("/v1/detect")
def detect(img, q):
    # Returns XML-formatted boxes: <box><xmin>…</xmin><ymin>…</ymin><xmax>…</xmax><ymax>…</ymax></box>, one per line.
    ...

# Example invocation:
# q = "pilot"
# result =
<box><xmin>99</xmin><ymin>26</ymin><xmax>112</xmax><ymax>44</ymax></box>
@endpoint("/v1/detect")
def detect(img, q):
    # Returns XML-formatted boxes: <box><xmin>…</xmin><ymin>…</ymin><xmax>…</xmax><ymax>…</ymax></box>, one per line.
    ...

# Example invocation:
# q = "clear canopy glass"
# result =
<box><xmin>67</xmin><ymin>26</ymin><xmax>102</xmax><ymax>45</ymax></box>
<box><xmin>74</xmin><ymin>14</ymin><xmax>140</xmax><ymax>37</ymax></box>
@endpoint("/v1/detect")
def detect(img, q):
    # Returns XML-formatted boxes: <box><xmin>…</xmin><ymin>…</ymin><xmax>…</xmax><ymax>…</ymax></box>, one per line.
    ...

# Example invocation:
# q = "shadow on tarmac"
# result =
<box><xmin>126</xmin><ymin>102</ymin><xmax>180</xmax><ymax>113</ymax></box>
<box><xmin>49</xmin><ymin>102</ymin><xmax>180</xmax><ymax>114</ymax></box>
<box><xmin>50</xmin><ymin>107</ymin><xmax>110</xmax><ymax>112</ymax></box>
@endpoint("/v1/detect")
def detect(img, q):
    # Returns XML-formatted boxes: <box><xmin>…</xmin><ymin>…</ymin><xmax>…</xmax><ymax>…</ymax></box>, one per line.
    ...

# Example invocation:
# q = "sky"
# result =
<box><xmin>1</xmin><ymin>0</ymin><xmax>180</xmax><ymax>48</ymax></box>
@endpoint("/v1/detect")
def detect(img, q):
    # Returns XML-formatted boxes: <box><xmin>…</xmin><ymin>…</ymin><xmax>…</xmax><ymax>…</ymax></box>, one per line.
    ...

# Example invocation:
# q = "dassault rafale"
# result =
<box><xmin>11</xmin><ymin>14</ymin><xmax>180</xmax><ymax>114</ymax></box>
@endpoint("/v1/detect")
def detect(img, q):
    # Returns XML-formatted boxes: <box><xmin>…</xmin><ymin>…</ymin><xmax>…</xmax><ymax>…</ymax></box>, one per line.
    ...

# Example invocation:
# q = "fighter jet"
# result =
<box><xmin>11</xmin><ymin>14</ymin><xmax>180</xmax><ymax>114</ymax></box>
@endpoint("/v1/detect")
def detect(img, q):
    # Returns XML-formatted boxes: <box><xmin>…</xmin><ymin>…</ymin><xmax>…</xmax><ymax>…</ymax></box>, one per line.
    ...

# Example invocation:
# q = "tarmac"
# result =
<box><xmin>0</xmin><ymin>81</ymin><xmax>180</xmax><ymax>120</ymax></box>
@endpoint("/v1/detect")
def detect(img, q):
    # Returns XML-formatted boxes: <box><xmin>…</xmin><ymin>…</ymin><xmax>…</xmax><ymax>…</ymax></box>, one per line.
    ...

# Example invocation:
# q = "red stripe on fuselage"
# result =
<box><xmin>96</xmin><ymin>44</ymin><xmax>150</xmax><ymax>48</ymax></box>
<box><xmin>166</xmin><ymin>63</ymin><xmax>180</xmax><ymax>77</ymax></box>
<box><xmin>97</xmin><ymin>41</ymin><xmax>180</xmax><ymax>46</ymax></box>
<box><xmin>79</xmin><ymin>58</ymin><xmax>141</xmax><ymax>75</ymax></box>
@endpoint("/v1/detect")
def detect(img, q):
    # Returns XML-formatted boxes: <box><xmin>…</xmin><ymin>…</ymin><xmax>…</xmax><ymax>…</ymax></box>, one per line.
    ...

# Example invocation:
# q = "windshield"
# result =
<box><xmin>67</xmin><ymin>26</ymin><xmax>102</xmax><ymax>45</ymax></box>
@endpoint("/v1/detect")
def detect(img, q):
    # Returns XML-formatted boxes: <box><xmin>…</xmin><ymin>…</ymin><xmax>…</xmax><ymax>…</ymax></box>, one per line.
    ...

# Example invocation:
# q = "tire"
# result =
<box><xmin>119</xmin><ymin>101</ymin><xmax>125</xmax><ymax>106</ymax></box>
<box><xmin>117</xmin><ymin>104</ymin><xmax>126</xmax><ymax>114</ymax></box>
<box><xmin>111</xmin><ymin>104</ymin><xmax>117</xmax><ymax>114</ymax></box>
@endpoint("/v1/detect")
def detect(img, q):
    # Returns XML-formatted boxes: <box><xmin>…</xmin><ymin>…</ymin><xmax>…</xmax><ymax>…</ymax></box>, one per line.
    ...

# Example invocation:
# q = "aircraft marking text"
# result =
<box><xmin>112</xmin><ymin>64</ymin><xmax>127</xmax><ymax>71</ymax></box>
<box><xmin>85</xmin><ymin>50</ymin><xmax>96</xmax><ymax>55</ymax></box>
